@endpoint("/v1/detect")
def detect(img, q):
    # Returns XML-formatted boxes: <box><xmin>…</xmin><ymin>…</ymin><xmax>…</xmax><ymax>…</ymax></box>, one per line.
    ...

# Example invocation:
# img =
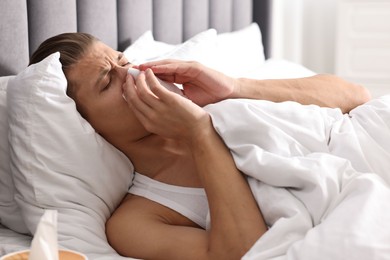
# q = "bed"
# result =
<box><xmin>1</xmin><ymin>0</ymin><xmax>390</xmax><ymax>260</ymax></box>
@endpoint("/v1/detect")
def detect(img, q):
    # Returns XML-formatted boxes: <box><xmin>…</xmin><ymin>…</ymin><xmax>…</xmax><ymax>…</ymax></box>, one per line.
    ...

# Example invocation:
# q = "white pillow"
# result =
<box><xmin>254</xmin><ymin>58</ymin><xmax>316</xmax><ymax>80</ymax></box>
<box><xmin>7</xmin><ymin>53</ymin><xmax>133</xmax><ymax>258</ymax></box>
<box><xmin>124</xmin><ymin>28</ymin><xmax>218</xmax><ymax>68</ymax></box>
<box><xmin>214</xmin><ymin>22</ymin><xmax>266</xmax><ymax>78</ymax></box>
<box><xmin>0</xmin><ymin>76</ymin><xmax>29</xmax><ymax>234</ymax></box>
<box><xmin>123</xmin><ymin>30</ymin><xmax>176</xmax><ymax>64</ymax></box>
<box><xmin>124</xmin><ymin>23</ymin><xmax>266</xmax><ymax>79</ymax></box>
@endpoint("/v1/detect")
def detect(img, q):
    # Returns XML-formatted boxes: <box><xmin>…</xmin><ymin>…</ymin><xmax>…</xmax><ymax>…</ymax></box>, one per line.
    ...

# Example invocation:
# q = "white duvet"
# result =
<box><xmin>205</xmin><ymin>95</ymin><xmax>390</xmax><ymax>260</ymax></box>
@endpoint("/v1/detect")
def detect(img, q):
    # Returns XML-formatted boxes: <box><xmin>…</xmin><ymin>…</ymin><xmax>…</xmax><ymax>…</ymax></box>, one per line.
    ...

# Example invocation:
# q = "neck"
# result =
<box><xmin>116</xmin><ymin>134</ymin><xmax>201</xmax><ymax>187</ymax></box>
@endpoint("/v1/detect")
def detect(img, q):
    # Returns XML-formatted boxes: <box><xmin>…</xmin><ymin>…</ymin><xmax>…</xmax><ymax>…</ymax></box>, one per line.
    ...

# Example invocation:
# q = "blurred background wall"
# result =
<box><xmin>254</xmin><ymin>0</ymin><xmax>390</xmax><ymax>97</ymax></box>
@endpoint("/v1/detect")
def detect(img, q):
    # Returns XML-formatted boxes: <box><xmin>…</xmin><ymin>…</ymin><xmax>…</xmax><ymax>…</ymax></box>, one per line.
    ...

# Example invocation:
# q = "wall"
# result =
<box><xmin>268</xmin><ymin>0</ymin><xmax>338</xmax><ymax>74</ymax></box>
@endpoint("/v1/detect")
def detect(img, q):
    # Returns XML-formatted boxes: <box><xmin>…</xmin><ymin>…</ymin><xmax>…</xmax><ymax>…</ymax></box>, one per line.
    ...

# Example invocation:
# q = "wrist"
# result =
<box><xmin>185</xmin><ymin>115</ymin><xmax>215</xmax><ymax>148</ymax></box>
<box><xmin>231</xmin><ymin>78</ymin><xmax>265</xmax><ymax>100</ymax></box>
<box><xmin>229</xmin><ymin>78</ymin><xmax>246</xmax><ymax>99</ymax></box>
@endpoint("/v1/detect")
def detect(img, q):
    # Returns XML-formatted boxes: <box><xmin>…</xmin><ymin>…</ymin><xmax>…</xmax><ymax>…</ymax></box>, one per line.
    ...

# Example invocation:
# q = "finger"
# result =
<box><xmin>122</xmin><ymin>78</ymin><xmax>160</xmax><ymax>133</ymax></box>
<box><xmin>140</xmin><ymin>59</ymin><xmax>199</xmax><ymax>78</ymax></box>
<box><xmin>134</xmin><ymin>71</ymin><xmax>168</xmax><ymax>111</ymax></box>
<box><xmin>122</xmin><ymin>74</ymin><xmax>135</xmax><ymax>102</ymax></box>
<box><xmin>139</xmin><ymin>59</ymin><xmax>179</xmax><ymax>70</ymax></box>
<box><xmin>123</xmin><ymin>74</ymin><xmax>155</xmax><ymax>119</ymax></box>
<box><xmin>144</xmin><ymin>69</ymin><xmax>181</xmax><ymax>103</ymax></box>
<box><xmin>139</xmin><ymin>62</ymin><xmax>180</xmax><ymax>83</ymax></box>
<box><xmin>131</xmin><ymin>64</ymin><xmax>140</xmax><ymax>70</ymax></box>
<box><xmin>125</xmin><ymin>98</ymin><xmax>150</xmax><ymax>129</ymax></box>
<box><xmin>136</xmin><ymin>71</ymin><xmax>159</xmax><ymax>99</ymax></box>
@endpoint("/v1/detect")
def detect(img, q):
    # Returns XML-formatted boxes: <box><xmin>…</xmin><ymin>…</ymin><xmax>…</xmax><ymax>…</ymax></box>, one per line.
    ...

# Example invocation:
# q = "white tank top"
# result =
<box><xmin>128</xmin><ymin>172</ymin><xmax>209</xmax><ymax>229</ymax></box>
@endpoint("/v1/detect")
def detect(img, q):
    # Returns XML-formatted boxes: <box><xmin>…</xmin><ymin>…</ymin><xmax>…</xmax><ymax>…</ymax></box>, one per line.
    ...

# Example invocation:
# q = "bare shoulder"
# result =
<box><xmin>106</xmin><ymin>194</ymin><xmax>208</xmax><ymax>259</ymax></box>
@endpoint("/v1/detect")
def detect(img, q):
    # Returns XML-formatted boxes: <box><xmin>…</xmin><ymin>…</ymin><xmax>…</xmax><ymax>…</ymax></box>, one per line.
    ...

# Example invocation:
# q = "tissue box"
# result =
<box><xmin>0</xmin><ymin>249</ymin><xmax>87</xmax><ymax>260</ymax></box>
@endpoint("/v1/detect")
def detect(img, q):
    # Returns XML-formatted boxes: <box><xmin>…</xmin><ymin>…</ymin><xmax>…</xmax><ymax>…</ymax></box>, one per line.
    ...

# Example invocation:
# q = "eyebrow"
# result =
<box><xmin>95</xmin><ymin>53</ymin><xmax>124</xmax><ymax>87</ymax></box>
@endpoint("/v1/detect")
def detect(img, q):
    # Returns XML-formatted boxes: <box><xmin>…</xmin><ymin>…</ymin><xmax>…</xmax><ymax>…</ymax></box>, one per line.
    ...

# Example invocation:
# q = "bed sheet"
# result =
<box><xmin>0</xmin><ymin>223</ymin><xmax>132</xmax><ymax>260</ymax></box>
<box><xmin>4</xmin><ymin>59</ymin><xmax>383</xmax><ymax>259</ymax></box>
<box><xmin>0</xmin><ymin>224</ymin><xmax>30</xmax><ymax>256</ymax></box>
<box><xmin>205</xmin><ymin>94</ymin><xmax>390</xmax><ymax>260</ymax></box>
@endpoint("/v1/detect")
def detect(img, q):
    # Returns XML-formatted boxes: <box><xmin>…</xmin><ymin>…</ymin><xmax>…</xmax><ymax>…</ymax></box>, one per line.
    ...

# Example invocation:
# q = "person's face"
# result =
<box><xmin>66</xmin><ymin>41</ymin><xmax>147</xmax><ymax>145</ymax></box>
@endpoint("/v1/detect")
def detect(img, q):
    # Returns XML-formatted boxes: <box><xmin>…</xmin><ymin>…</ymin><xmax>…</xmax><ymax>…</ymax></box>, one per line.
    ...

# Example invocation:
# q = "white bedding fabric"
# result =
<box><xmin>0</xmin><ymin>224</ymin><xmax>30</xmax><ymax>256</ymax></box>
<box><xmin>2</xmin><ymin>55</ymin><xmax>389</xmax><ymax>258</ymax></box>
<box><xmin>204</xmin><ymin>95</ymin><xmax>390</xmax><ymax>260</ymax></box>
<box><xmin>1</xmin><ymin>24</ymin><xmax>266</xmax><ymax>259</ymax></box>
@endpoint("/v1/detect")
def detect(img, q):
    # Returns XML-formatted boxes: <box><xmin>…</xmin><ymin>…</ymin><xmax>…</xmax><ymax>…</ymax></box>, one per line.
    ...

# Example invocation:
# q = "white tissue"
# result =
<box><xmin>29</xmin><ymin>210</ymin><xmax>59</xmax><ymax>260</ymax></box>
<box><xmin>127</xmin><ymin>67</ymin><xmax>185</xmax><ymax>97</ymax></box>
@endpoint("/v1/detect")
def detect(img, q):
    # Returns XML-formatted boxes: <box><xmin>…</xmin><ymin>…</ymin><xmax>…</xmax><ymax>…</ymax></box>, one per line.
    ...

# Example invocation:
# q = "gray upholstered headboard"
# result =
<box><xmin>0</xmin><ymin>0</ymin><xmax>261</xmax><ymax>77</ymax></box>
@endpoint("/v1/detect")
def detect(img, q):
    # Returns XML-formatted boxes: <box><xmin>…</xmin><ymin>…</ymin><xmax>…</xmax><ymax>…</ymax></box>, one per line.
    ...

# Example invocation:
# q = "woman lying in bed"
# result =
<box><xmin>29</xmin><ymin>32</ymin><xmax>370</xmax><ymax>260</ymax></box>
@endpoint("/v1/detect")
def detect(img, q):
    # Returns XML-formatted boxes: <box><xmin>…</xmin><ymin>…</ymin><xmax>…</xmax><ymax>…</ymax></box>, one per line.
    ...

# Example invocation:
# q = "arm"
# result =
<box><xmin>115</xmin><ymin>69</ymin><xmax>267</xmax><ymax>259</ymax></box>
<box><xmin>187</xmin><ymin>116</ymin><xmax>267</xmax><ymax>258</ymax></box>
<box><xmin>235</xmin><ymin>74</ymin><xmax>371</xmax><ymax>114</ymax></box>
<box><xmin>139</xmin><ymin>60</ymin><xmax>371</xmax><ymax>113</ymax></box>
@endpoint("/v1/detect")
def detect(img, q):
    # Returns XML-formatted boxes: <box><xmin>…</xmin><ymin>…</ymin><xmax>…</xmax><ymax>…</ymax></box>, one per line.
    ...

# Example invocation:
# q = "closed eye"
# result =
<box><xmin>102</xmin><ymin>77</ymin><xmax>111</xmax><ymax>91</ymax></box>
<box><xmin>117</xmin><ymin>52</ymin><xmax>130</xmax><ymax>67</ymax></box>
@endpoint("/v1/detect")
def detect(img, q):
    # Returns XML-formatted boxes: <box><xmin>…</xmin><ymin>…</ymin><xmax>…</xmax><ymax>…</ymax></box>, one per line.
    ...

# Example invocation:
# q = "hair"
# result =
<box><xmin>29</xmin><ymin>32</ymin><xmax>98</xmax><ymax>69</ymax></box>
<box><xmin>29</xmin><ymin>32</ymin><xmax>99</xmax><ymax>97</ymax></box>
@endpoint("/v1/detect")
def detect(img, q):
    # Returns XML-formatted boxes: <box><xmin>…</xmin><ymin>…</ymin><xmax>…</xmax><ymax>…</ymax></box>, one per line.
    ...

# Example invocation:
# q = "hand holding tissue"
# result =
<box><xmin>127</xmin><ymin>67</ymin><xmax>185</xmax><ymax>97</ymax></box>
